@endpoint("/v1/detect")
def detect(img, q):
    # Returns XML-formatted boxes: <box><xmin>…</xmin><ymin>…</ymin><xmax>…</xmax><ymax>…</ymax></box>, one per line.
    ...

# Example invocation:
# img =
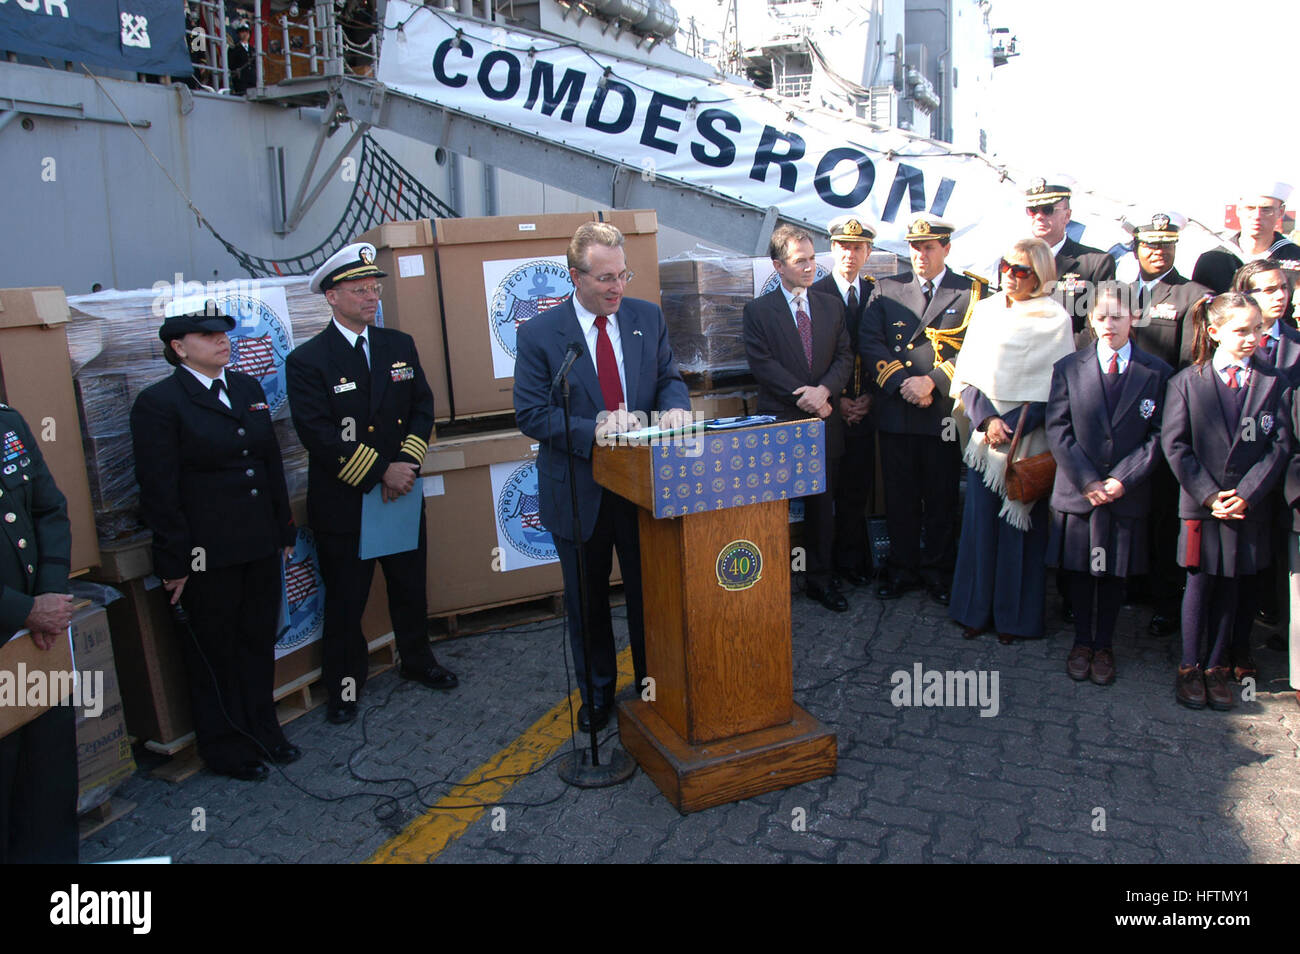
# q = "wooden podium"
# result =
<box><xmin>593</xmin><ymin>419</ymin><xmax>837</xmax><ymax>812</ymax></box>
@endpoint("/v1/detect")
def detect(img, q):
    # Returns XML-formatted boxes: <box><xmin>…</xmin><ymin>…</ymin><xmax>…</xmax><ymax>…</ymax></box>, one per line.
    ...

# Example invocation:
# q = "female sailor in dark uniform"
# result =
<box><xmin>131</xmin><ymin>299</ymin><xmax>300</xmax><ymax>780</ymax></box>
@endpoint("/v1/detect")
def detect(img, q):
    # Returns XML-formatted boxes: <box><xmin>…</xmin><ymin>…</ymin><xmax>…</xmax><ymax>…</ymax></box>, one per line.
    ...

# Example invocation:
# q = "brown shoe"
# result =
<box><xmin>1205</xmin><ymin>667</ymin><xmax>1235</xmax><ymax>711</ymax></box>
<box><xmin>998</xmin><ymin>633</ymin><xmax>1016</xmax><ymax>645</ymax></box>
<box><xmin>1066</xmin><ymin>645</ymin><xmax>1092</xmax><ymax>681</ymax></box>
<box><xmin>1176</xmin><ymin>665</ymin><xmax>1206</xmax><ymax>709</ymax></box>
<box><xmin>1090</xmin><ymin>649</ymin><xmax>1116</xmax><ymax>686</ymax></box>
<box><xmin>1232</xmin><ymin>658</ymin><xmax>1258</xmax><ymax>682</ymax></box>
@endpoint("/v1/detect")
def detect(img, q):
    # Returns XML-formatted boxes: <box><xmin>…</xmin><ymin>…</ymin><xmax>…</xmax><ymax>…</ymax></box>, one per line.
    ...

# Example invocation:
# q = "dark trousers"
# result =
<box><xmin>0</xmin><ymin>704</ymin><xmax>77</xmax><ymax>864</ymax></box>
<box><xmin>879</xmin><ymin>430</ymin><xmax>960</xmax><ymax>585</ymax></box>
<box><xmin>179</xmin><ymin>553</ymin><xmax>286</xmax><ymax>767</ymax></box>
<box><xmin>833</xmin><ymin>422</ymin><xmax>876</xmax><ymax>575</ymax></box>
<box><xmin>802</xmin><ymin>452</ymin><xmax>838</xmax><ymax>590</ymax></box>
<box><xmin>555</xmin><ymin>491</ymin><xmax>645</xmax><ymax>710</ymax></box>
<box><xmin>316</xmin><ymin>520</ymin><xmax>433</xmax><ymax>707</ymax></box>
<box><xmin>1144</xmin><ymin>463</ymin><xmax>1184</xmax><ymax>615</ymax></box>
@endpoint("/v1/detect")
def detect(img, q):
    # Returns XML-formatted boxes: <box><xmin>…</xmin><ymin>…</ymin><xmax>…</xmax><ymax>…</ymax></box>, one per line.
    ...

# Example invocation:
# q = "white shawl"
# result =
<box><xmin>949</xmin><ymin>292</ymin><xmax>1074</xmax><ymax>530</ymax></box>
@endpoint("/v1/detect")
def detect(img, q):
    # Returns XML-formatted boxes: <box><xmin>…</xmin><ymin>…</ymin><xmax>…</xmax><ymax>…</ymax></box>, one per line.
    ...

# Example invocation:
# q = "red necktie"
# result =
<box><xmin>594</xmin><ymin>315</ymin><xmax>625</xmax><ymax>411</ymax></box>
<box><xmin>1107</xmin><ymin>353</ymin><xmax>1119</xmax><ymax>375</ymax></box>
<box><xmin>794</xmin><ymin>296</ymin><xmax>813</xmax><ymax>371</ymax></box>
<box><xmin>1226</xmin><ymin>365</ymin><xmax>1241</xmax><ymax>389</ymax></box>
<box><xmin>1263</xmin><ymin>336</ymin><xmax>1277</xmax><ymax>361</ymax></box>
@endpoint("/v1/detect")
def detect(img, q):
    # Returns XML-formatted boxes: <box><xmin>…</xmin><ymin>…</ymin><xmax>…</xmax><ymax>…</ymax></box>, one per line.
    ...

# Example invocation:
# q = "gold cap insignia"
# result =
<box><xmin>1029</xmin><ymin>178</ymin><xmax>1046</xmax><ymax>194</ymax></box>
<box><xmin>844</xmin><ymin>219</ymin><xmax>863</xmax><ymax>237</ymax></box>
<box><xmin>912</xmin><ymin>218</ymin><xmax>931</xmax><ymax>236</ymax></box>
<box><xmin>1152</xmin><ymin>213</ymin><xmax>1170</xmax><ymax>231</ymax></box>
<box><xmin>359</xmin><ymin>247</ymin><xmax>375</xmax><ymax>264</ymax></box>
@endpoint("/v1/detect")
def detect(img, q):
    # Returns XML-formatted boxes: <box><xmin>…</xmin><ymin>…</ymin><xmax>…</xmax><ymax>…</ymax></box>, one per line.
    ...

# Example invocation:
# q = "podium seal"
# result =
<box><xmin>716</xmin><ymin>539</ymin><xmax>763</xmax><ymax>591</ymax></box>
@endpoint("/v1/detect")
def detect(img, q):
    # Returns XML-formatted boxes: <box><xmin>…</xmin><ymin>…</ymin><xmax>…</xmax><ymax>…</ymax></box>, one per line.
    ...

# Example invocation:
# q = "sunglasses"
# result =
<box><xmin>999</xmin><ymin>259</ymin><xmax>1035</xmax><ymax>279</ymax></box>
<box><xmin>1027</xmin><ymin>204</ymin><xmax>1060</xmax><ymax>216</ymax></box>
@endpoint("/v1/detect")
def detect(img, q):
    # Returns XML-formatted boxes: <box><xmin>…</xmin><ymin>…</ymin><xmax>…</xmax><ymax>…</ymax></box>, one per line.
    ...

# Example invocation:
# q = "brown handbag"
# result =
<box><xmin>1003</xmin><ymin>402</ymin><xmax>1056</xmax><ymax>503</ymax></box>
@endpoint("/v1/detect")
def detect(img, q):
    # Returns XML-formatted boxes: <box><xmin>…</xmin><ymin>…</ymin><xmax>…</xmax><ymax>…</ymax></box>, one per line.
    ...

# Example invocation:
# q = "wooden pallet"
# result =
<box><xmin>78</xmin><ymin>798</ymin><xmax>137</xmax><ymax>840</ymax></box>
<box><xmin>430</xmin><ymin>586</ymin><xmax>626</xmax><ymax>638</ymax></box>
<box><xmin>146</xmin><ymin>634</ymin><xmax>396</xmax><ymax>783</ymax></box>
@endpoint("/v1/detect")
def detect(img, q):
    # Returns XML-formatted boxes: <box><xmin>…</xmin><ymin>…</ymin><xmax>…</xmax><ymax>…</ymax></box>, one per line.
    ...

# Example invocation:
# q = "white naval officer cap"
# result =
<box><xmin>309</xmin><ymin>242</ymin><xmax>387</xmax><ymax>294</ymax></box>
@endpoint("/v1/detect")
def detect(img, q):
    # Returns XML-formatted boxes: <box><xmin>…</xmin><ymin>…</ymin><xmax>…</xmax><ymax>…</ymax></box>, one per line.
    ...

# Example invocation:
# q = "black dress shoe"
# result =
<box><xmin>1148</xmin><ymin>614</ymin><xmax>1177</xmax><ymax>637</ymax></box>
<box><xmin>212</xmin><ymin>760</ymin><xmax>268</xmax><ymax>782</ymax></box>
<box><xmin>806</xmin><ymin>583</ymin><xmax>848</xmax><ymax>612</ymax></box>
<box><xmin>577</xmin><ymin>704</ymin><xmax>610</xmax><ymax>733</ymax></box>
<box><xmin>266</xmin><ymin>742</ymin><xmax>303</xmax><ymax>765</ymax></box>
<box><xmin>326</xmin><ymin>702</ymin><xmax>357</xmax><ymax>725</ymax></box>
<box><xmin>928</xmin><ymin>584</ymin><xmax>950</xmax><ymax>606</ymax></box>
<box><xmin>1257</xmin><ymin>608</ymin><xmax>1279</xmax><ymax>626</ymax></box>
<box><xmin>836</xmin><ymin>568</ymin><xmax>871</xmax><ymax>587</ymax></box>
<box><xmin>400</xmin><ymin>661</ymin><xmax>459</xmax><ymax>690</ymax></box>
<box><xmin>1061</xmin><ymin>602</ymin><xmax>1076</xmax><ymax>624</ymax></box>
<box><xmin>877</xmin><ymin>576</ymin><xmax>919</xmax><ymax>600</ymax></box>
<box><xmin>1267</xmin><ymin>633</ymin><xmax>1286</xmax><ymax>651</ymax></box>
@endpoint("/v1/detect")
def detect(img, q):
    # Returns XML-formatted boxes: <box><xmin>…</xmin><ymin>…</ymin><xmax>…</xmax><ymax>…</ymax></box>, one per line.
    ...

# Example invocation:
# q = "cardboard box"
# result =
<box><xmin>422</xmin><ymin>428</ymin><xmax>621</xmax><ymax>614</ymax></box>
<box><xmin>70</xmin><ymin>605</ymin><xmax>135</xmax><ymax>813</ymax></box>
<box><xmin>364</xmin><ymin>211</ymin><xmax>661</xmax><ymax>421</ymax></box>
<box><xmin>0</xmin><ymin>287</ymin><xmax>101</xmax><ymax>574</ymax></box>
<box><xmin>355</xmin><ymin>219</ymin><xmax>454</xmax><ymax>426</ymax></box>
<box><xmin>0</xmin><ymin>626</ymin><xmax>75</xmax><ymax>739</ymax></box>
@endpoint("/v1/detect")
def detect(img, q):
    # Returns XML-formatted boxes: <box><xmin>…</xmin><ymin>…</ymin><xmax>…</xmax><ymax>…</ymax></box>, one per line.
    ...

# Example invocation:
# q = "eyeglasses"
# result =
<box><xmin>999</xmin><ymin>259</ymin><xmax>1035</xmax><ymax>279</ymax></box>
<box><xmin>340</xmin><ymin>283</ymin><xmax>383</xmax><ymax>298</ymax></box>
<box><xmin>578</xmin><ymin>269</ymin><xmax>635</xmax><ymax>286</ymax></box>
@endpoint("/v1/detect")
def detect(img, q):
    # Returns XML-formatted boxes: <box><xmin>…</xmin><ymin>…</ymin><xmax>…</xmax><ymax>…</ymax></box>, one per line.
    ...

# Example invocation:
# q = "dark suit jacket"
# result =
<box><xmin>811</xmin><ymin>273</ymin><xmax>875</xmax><ymax>400</ymax></box>
<box><xmin>1263</xmin><ymin>321</ymin><xmax>1300</xmax><ymax>386</ymax></box>
<box><xmin>1046</xmin><ymin>345</ymin><xmax>1173</xmax><ymax>517</ymax></box>
<box><xmin>286</xmin><ymin>324</ymin><xmax>434</xmax><ymax>535</ymax></box>
<box><xmin>0</xmin><ymin>405</ymin><xmax>70</xmax><ymax>634</ymax></box>
<box><xmin>1055</xmin><ymin>237</ymin><xmax>1117</xmax><ymax>333</ymax></box>
<box><xmin>513</xmin><ymin>296</ymin><xmax>690</xmax><ymax>543</ymax></box>
<box><xmin>859</xmin><ymin>268</ymin><xmax>984</xmax><ymax>436</ymax></box>
<box><xmin>132</xmin><ymin>369</ymin><xmax>294</xmax><ymax>581</ymax></box>
<box><xmin>1283</xmin><ymin>389</ymin><xmax>1300</xmax><ymax>533</ymax></box>
<box><xmin>1161</xmin><ymin>360</ymin><xmax>1290</xmax><ymax>524</ymax></box>
<box><xmin>742</xmin><ymin>287</ymin><xmax>852</xmax><ymax>456</ymax></box>
<box><xmin>1127</xmin><ymin>268</ymin><xmax>1211</xmax><ymax>371</ymax></box>
<box><xmin>1192</xmin><ymin>232</ymin><xmax>1300</xmax><ymax>293</ymax></box>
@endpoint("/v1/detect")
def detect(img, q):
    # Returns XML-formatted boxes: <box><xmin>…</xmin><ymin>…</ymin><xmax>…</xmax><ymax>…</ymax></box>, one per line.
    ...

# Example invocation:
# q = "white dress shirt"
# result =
<box><xmin>182</xmin><ymin>365</ymin><xmax>232</xmax><ymax>408</ymax></box>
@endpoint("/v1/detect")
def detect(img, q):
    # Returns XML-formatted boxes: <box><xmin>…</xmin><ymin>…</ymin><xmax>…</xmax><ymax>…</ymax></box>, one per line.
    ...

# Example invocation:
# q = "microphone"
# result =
<box><xmin>551</xmin><ymin>340</ymin><xmax>585</xmax><ymax>394</ymax></box>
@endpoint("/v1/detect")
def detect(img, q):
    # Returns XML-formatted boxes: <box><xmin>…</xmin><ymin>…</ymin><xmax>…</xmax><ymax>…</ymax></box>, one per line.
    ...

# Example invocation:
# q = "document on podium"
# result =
<box><xmin>359</xmin><ymin>484</ymin><xmax>422</xmax><ymax>559</ymax></box>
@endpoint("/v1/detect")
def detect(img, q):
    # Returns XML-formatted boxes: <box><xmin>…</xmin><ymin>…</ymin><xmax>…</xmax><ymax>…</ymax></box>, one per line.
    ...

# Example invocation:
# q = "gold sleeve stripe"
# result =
<box><xmin>936</xmin><ymin>360</ymin><xmax>956</xmax><ymax>380</ymax></box>
<box><xmin>876</xmin><ymin>361</ymin><xmax>904</xmax><ymax>387</ymax></box>
<box><xmin>338</xmin><ymin>444</ymin><xmax>379</xmax><ymax>486</ymax></box>
<box><xmin>400</xmin><ymin>435</ymin><xmax>428</xmax><ymax>457</ymax></box>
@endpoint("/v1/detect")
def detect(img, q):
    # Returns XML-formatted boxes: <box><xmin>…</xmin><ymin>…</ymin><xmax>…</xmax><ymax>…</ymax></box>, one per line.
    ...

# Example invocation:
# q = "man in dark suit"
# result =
<box><xmin>1193</xmin><ymin>182</ymin><xmax>1300</xmax><ymax>294</ymax></box>
<box><xmin>860</xmin><ymin>214</ymin><xmax>985</xmax><ymax>603</ymax></box>
<box><xmin>811</xmin><ymin>215</ymin><xmax>877</xmax><ymax>588</ymax></box>
<box><xmin>287</xmin><ymin>243</ymin><xmax>456</xmax><ymax>726</ymax></box>
<box><xmin>744</xmin><ymin>224</ymin><xmax>853</xmax><ymax>611</ymax></box>
<box><xmin>1123</xmin><ymin>213</ymin><xmax>1211</xmax><ymax>636</ymax></box>
<box><xmin>0</xmin><ymin>403</ymin><xmax>76</xmax><ymax>863</ymax></box>
<box><xmin>1024</xmin><ymin>176</ymin><xmax>1117</xmax><ymax>333</ymax></box>
<box><xmin>513</xmin><ymin>222</ymin><xmax>691</xmax><ymax>732</ymax></box>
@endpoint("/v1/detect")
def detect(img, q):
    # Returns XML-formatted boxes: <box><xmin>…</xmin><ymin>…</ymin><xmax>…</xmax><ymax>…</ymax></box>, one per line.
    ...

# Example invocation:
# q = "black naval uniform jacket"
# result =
<box><xmin>860</xmin><ymin>268</ymin><xmax>986</xmax><ymax>436</ymax></box>
<box><xmin>286</xmin><ymin>323</ymin><xmax>433</xmax><ymax>534</ymax></box>
<box><xmin>1055</xmin><ymin>237</ymin><xmax>1117</xmax><ymax>334</ymax></box>
<box><xmin>0</xmin><ymin>405</ymin><xmax>70</xmax><ymax>634</ymax></box>
<box><xmin>132</xmin><ymin>369</ymin><xmax>295</xmax><ymax>581</ymax></box>
<box><xmin>742</xmin><ymin>287</ymin><xmax>853</xmax><ymax>457</ymax></box>
<box><xmin>1127</xmin><ymin>268</ymin><xmax>1211</xmax><ymax>370</ymax></box>
<box><xmin>1191</xmin><ymin>232</ymin><xmax>1300</xmax><ymax>294</ymax></box>
<box><xmin>811</xmin><ymin>273</ymin><xmax>876</xmax><ymax>402</ymax></box>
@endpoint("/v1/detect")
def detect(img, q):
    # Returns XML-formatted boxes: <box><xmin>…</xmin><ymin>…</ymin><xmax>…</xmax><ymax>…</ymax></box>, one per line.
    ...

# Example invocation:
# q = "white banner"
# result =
<box><xmin>379</xmin><ymin>3</ymin><xmax>1233</xmax><ymax>274</ymax></box>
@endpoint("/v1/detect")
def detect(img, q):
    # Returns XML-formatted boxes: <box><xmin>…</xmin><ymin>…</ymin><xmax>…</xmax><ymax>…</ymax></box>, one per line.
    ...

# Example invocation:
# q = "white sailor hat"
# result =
<box><xmin>1126</xmin><ymin>210</ymin><xmax>1187</xmax><ymax>245</ymax></box>
<box><xmin>1238</xmin><ymin>181</ymin><xmax>1293</xmax><ymax>204</ymax></box>
<box><xmin>827</xmin><ymin>215</ymin><xmax>878</xmax><ymax>243</ymax></box>
<box><xmin>310</xmin><ymin>242</ymin><xmax>386</xmax><ymax>294</ymax></box>
<box><xmin>904</xmin><ymin>212</ymin><xmax>955</xmax><ymax>242</ymax></box>
<box><xmin>1025</xmin><ymin>173</ymin><xmax>1076</xmax><ymax>208</ymax></box>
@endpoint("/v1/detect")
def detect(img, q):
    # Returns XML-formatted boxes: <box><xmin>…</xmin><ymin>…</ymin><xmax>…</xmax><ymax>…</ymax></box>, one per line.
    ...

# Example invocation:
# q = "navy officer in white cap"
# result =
<box><xmin>287</xmin><ymin>242</ymin><xmax>456</xmax><ymax>725</ymax></box>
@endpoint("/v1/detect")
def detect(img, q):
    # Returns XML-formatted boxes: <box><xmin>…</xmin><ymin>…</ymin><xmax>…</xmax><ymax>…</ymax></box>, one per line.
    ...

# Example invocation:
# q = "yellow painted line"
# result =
<box><xmin>367</xmin><ymin>646</ymin><xmax>633</xmax><ymax>863</ymax></box>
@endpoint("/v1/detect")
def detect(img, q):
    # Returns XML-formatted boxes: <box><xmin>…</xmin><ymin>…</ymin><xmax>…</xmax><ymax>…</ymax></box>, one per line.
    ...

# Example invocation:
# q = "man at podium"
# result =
<box><xmin>514</xmin><ymin>222</ymin><xmax>692</xmax><ymax>733</ymax></box>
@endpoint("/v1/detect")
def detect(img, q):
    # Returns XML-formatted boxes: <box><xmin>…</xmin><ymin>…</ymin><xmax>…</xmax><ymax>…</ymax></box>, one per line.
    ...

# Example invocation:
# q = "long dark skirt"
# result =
<box><xmin>949</xmin><ymin>470</ymin><xmax>1050</xmax><ymax>639</ymax></box>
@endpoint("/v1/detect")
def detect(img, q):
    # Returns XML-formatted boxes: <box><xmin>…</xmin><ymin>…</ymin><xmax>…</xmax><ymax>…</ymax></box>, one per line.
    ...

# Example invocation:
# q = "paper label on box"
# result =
<box><xmin>275</xmin><ymin>528</ymin><xmax>325</xmax><ymax>659</ymax></box>
<box><xmin>488</xmin><ymin>459</ymin><xmax>558</xmax><ymax>570</ymax></box>
<box><xmin>422</xmin><ymin>475</ymin><xmax>445</xmax><ymax>497</ymax></box>
<box><xmin>482</xmin><ymin>255</ymin><xmax>574</xmax><ymax>379</ymax></box>
<box><xmin>397</xmin><ymin>254</ymin><xmax>426</xmax><ymax>278</ymax></box>
<box><xmin>518</xmin><ymin>223</ymin><xmax>537</xmax><ymax>231</ymax></box>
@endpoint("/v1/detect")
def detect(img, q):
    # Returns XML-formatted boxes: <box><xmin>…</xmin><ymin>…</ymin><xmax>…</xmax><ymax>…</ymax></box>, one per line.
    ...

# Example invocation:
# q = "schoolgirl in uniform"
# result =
<box><xmin>1046</xmin><ymin>284</ymin><xmax>1172</xmax><ymax>685</ymax></box>
<box><xmin>1161</xmin><ymin>292</ymin><xmax>1290</xmax><ymax>710</ymax></box>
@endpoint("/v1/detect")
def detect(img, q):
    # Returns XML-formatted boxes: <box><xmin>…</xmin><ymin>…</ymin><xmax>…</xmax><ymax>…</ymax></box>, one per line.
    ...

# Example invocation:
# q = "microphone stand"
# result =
<box><xmin>554</xmin><ymin>365</ymin><xmax>635</xmax><ymax>789</ymax></box>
